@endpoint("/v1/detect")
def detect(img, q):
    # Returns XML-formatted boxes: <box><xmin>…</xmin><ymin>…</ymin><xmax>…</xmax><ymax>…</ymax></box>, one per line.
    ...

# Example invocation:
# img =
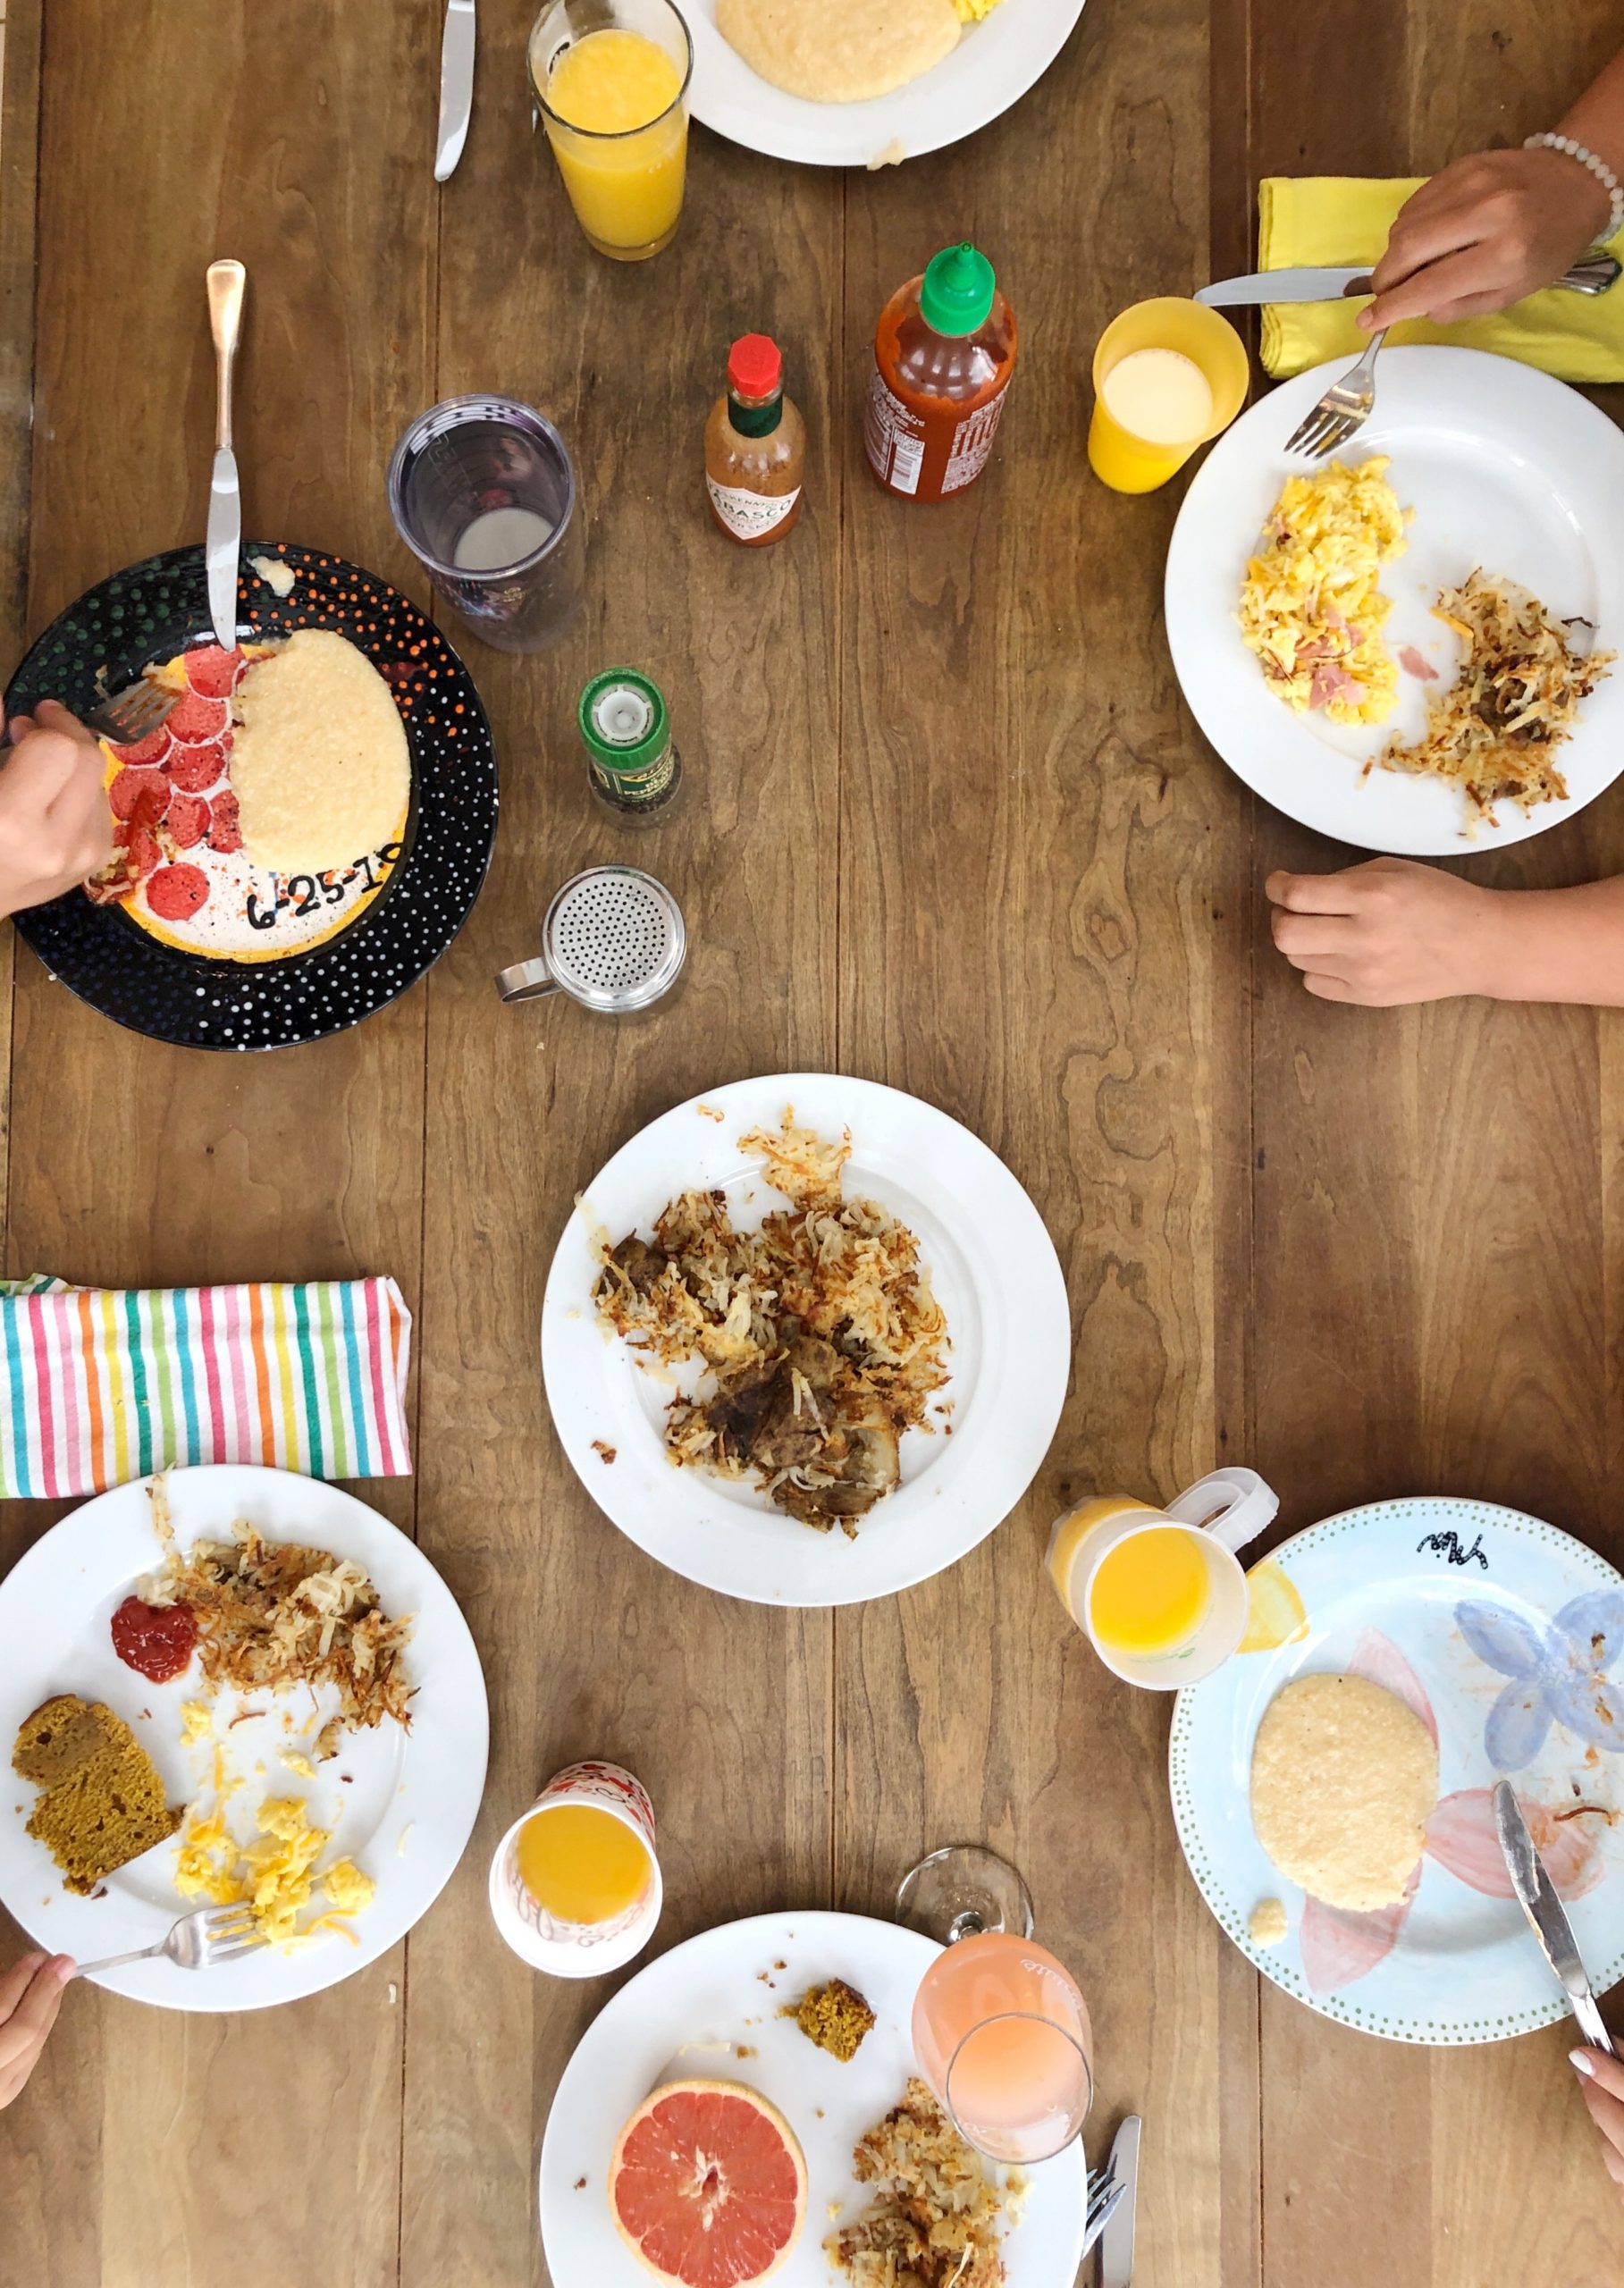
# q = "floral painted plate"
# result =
<box><xmin>5</xmin><ymin>542</ymin><xmax>498</xmax><ymax>1050</ymax></box>
<box><xmin>1170</xmin><ymin>1496</ymin><xmax>1624</xmax><ymax>2043</ymax></box>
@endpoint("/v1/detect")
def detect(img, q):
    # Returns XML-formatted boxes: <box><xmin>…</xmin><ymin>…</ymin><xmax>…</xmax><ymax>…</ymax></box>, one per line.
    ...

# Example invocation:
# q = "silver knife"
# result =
<box><xmin>1198</xmin><ymin>253</ymin><xmax>1621</xmax><ymax>308</ymax></box>
<box><xmin>434</xmin><ymin>0</ymin><xmax>476</xmax><ymax>182</ymax></box>
<box><xmin>1494</xmin><ymin>1780</ymin><xmax>1618</xmax><ymax>2055</ymax></box>
<box><xmin>1096</xmin><ymin>2115</ymin><xmax>1140</xmax><ymax>2288</ymax></box>
<box><xmin>205</xmin><ymin>260</ymin><xmax>244</xmax><ymax>653</ymax></box>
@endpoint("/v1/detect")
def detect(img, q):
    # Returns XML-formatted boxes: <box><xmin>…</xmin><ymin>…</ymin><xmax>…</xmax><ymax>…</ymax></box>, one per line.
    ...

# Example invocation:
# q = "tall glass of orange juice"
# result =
<box><xmin>529</xmin><ymin>0</ymin><xmax>693</xmax><ymax>262</ymax></box>
<box><xmin>1089</xmin><ymin>298</ymin><xmax>1249</xmax><ymax>493</ymax></box>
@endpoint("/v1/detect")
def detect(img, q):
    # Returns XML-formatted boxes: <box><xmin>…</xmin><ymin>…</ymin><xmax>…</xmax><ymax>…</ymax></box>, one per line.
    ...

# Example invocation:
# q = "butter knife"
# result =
<box><xmin>205</xmin><ymin>259</ymin><xmax>245</xmax><ymax>654</ymax></box>
<box><xmin>1197</xmin><ymin>254</ymin><xmax>1621</xmax><ymax>307</ymax></box>
<box><xmin>1097</xmin><ymin>2116</ymin><xmax>1140</xmax><ymax>2288</ymax></box>
<box><xmin>1494</xmin><ymin>1780</ymin><xmax>1618</xmax><ymax>2055</ymax></box>
<box><xmin>434</xmin><ymin>0</ymin><xmax>476</xmax><ymax>182</ymax></box>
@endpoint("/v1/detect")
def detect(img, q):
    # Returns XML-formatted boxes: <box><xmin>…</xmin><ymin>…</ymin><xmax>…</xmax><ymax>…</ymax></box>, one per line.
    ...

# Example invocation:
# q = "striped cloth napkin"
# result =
<box><xmin>0</xmin><ymin>1276</ymin><xmax>413</xmax><ymax>1499</ymax></box>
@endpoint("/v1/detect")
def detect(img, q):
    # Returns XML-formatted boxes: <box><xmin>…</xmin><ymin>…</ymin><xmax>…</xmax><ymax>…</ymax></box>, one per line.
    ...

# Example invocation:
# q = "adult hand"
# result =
<box><xmin>1363</xmin><ymin>147</ymin><xmax>1612</xmax><ymax>332</ymax></box>
<box><xmin>1266</xmin><ymin>856</ymin><xmax>1502</xmax><ymax>1006</ymax></box>
<box><xmin>0</xmin><ymin>1950</ymin><xmax>73</xmax><ymax>2108</ymax></box>
<box><xmin>1572</xmin><ymin>2048</ymin><xmax>1624</xmax><ymax>2200</ymax></box>
<box><xmin>0</xmin><ymin>700</ymin><xmax>113</xmax><ymax>920</ymax></box>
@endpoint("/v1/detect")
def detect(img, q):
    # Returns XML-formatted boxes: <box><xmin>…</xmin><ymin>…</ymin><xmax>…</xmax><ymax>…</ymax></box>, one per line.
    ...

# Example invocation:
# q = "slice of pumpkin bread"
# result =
<box><xmin>13</xmin><ymin>1694</ymin><xmax>183</xmax><ymax>1895</ymax></box>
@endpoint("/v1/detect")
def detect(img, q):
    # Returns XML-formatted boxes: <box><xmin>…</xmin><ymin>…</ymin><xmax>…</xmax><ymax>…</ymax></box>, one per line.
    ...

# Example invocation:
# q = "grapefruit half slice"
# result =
<box><xmin>608</xmin><ymin>2079</ymin><xmax>807</xmax><ymax>2285</ymax></box>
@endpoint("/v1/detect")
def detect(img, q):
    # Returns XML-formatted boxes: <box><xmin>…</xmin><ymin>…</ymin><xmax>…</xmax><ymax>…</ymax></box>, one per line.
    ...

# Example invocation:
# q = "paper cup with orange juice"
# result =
<box><xmin>490</xmin><ymin>1758</ymin><xmax>661</xmax><ymax>1976</ymax></box>
<box><xmin>1089</xmin><ymin>299</ymin><xmax>1250</xmax><ymax>494</ymax></box>
<box><xmin>1048</xmin><ymin>1468</ymin><xmax>1278</xmax><ymax>1687</ymax></box>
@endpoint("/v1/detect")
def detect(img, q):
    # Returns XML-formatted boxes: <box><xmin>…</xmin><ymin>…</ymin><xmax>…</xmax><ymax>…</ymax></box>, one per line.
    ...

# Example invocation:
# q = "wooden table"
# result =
<box><xmin>3</xmin><ymin>0</ymin><xmax>1622</xmax><ymax>2280</ymax></box>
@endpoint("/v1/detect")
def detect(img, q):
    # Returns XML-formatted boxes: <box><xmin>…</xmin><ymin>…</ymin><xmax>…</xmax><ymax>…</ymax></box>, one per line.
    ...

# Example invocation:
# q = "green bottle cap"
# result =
<box><xmin>578</xmin><ymin>669</ymin><xmax>669</xmax><ymax>776</ymax></box>
<box><xmin>919</xmin><ymin>242</ymin><xmax>996</xmax><ymax>338</ymax></box>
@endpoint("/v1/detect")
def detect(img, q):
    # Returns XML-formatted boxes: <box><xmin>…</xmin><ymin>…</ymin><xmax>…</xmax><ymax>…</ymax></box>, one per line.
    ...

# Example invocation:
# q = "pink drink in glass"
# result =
<box><xmin>911</xmin><ymin>1931</ymin><xmax>1093</xmax><ymax>2165</ymax></box>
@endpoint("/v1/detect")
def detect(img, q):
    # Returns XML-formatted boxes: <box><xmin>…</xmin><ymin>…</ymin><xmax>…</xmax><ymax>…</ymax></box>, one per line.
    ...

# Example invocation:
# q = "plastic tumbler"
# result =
<box><xmin>387</xmin><ymin>396</ymin><xmax>585</xmax><ymax>652</ymax></box>
<box><xmin>528</xmin><ymin>0</ymin><xmax>693</xmax><ymax>262</ymax></box>
<box><xmin>1088</xmin><ymin>299</ymin><xmax>1249</xmax><ymax>494</ymax></box>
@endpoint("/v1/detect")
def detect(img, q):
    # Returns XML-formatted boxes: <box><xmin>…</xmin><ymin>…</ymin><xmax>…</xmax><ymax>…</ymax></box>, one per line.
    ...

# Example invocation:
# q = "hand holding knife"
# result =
<box><xmin>1196</xmin><ymin>254</ymin><xmax>1621</xmax><ymax>308</ymax></box>
<box><xmin>1494</xmin><ymin>1780</ymin><xmax>1617</xmax><ymax>2057</ymax></box>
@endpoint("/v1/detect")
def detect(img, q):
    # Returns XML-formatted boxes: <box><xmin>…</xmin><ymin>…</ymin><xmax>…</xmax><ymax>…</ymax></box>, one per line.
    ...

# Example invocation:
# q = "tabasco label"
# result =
<box><xmin>706</xmin><ymin>476</ymin><xmax>802</xmax><ymax>541</ymax></box>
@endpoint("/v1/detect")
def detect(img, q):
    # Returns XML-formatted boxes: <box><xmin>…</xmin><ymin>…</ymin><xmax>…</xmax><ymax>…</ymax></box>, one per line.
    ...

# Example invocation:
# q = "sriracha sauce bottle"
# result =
<box><xmin>864</xmin><ymin>242</ymin><xmax>1018</xmax><ymax>505</ymax></box>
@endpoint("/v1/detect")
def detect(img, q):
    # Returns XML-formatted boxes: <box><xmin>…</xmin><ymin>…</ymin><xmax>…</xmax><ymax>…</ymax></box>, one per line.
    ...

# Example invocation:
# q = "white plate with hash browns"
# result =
<box><xmin>0</xmin><ymin>1466</ymin><xmax>486</xmax><ymax>2009</ymax></box>
<box><xmin>1166</xmin><ymin>348</ymin><xmax>1624</xmax><ymax>855</ymax></box>
<box><xmin>539</xmin><ymin>1911</ymin><xmax>1089</xmax><ymax>2288</ymax></box>
<box><xmin>541</xmin><ymin>1074</ymin><xmax>1070</xmax><ymax>1608</ymax></box>
<box><xmin>686</xmin><ymin>0</ymin><xmax>1086</xmax><ymax>168</ymax></box>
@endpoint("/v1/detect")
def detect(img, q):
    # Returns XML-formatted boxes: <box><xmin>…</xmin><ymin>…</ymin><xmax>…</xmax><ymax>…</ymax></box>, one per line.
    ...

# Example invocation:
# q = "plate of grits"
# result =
<box><xmin>686</xmin><ymin>0</ymin><xmax>1085</xmax><ymax>168</ymax></box>
<box><xmin>1170</xmin><ymin>1494</ymin><xmax>1624</xmax><ymax>2043</ymax></box>
<box><xmin>5</xmin><ymin>541</ymin><xmax>498</xmax><ymax>1050</ymax></box>
<box><xmin>1165</xmin><ymin>347</ymin><xmax>1624</xmax><ymax>854</ymax></box>
<box><xmin>0</xmin><ymin>1466</ymin><xmax>488</xmax><ymax>2011</ymax></box>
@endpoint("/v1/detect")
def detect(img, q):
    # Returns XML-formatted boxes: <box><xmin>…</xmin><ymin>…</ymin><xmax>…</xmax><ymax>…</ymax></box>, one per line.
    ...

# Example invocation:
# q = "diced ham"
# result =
<box><xmin>1399</xmin><ymin>644</ymin><xmax>1439</xmax><ymax>681</ymax></box>
<box><xmin>1308</xmin><ymin>660</ymin><xmax>1367</xmax><ymax>711</ymax></box>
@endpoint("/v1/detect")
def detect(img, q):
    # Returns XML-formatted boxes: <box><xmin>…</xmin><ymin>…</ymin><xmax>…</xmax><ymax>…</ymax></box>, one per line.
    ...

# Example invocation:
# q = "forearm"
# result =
<box><xmin>1561</xmin><ymin>48</ymin><xmax>1624</xmax><ymax>181</ymax></box>
<box><xmin>1482</xmin><ymin>874</ymin><xmax>1624</xmax><ymax>1005</ymax></box>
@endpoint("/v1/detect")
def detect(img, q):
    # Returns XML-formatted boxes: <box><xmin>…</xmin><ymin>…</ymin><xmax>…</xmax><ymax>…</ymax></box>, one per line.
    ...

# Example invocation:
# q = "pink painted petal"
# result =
<box><xmin>1523</xmin><ymin>1801</ymin><xmax>1609</xmax><ymax>1902</ymax></box>
<box><xmin>1348</xmin><ymin>1628</ymin><xmax>1439</xmax><ymax>1745</ymax></box>
<box><xmin>1300</xmin><ymin>1871</ymin><xmax>1418</xmax><ymax>1992</ymax></box>
<box><xmin>1425</xmin><ymin>1788</ymin><xmax>1514</xmax><ymax>1897</ymax></box>
<box><xmin>1423</xmin><ymin>1789</ymin><xmax>1606</xmax><ymax>1901</ymax></box>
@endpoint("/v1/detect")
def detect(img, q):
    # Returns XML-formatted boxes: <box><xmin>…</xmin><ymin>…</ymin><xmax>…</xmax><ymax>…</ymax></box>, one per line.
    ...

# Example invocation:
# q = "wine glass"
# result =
<box><xmin>898</xmin><ymin>1844</ymin><xmax>1092</xmax><ymax>2166</ymax></box>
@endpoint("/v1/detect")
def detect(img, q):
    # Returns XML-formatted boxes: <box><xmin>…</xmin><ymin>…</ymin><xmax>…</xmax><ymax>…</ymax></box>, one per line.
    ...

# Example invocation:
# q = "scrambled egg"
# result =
<box><xmin>180</xmin><ymin>1701</ymin><xmax>213</xmax><ymax>1746</ymax></box>
<box><xmin>1238</xmin><ymin>458</ymin><xmax>1409</xmax><ymax>727</ymax></box>
<box><xmin>951</xmin><ymin>0</ymin><xmax>1005</xmax><ymax>16</ymax></box>
<box><xmin>173</xmin><ymin>1771</ymin><xmax>374</xmax><ymax>1944</ymax></box>
<box><xmin>280</xmin><ymin>1748</ymin><xmax>316</xmax><ymax>1779</ymax></box>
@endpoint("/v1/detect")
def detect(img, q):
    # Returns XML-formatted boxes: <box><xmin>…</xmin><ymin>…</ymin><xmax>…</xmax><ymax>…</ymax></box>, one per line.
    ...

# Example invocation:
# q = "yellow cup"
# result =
<box><xmin>1088</xmin><ymin>299</ymin><xmax>1250</xmax><ymax>494</ymax></box>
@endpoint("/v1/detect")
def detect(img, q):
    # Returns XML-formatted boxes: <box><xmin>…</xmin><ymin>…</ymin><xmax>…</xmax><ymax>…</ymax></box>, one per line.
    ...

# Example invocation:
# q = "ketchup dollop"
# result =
<box><xmin>111</xmin><ymin>1594</ymin><xmax>198</xmax><ymax>1683</ymax></box>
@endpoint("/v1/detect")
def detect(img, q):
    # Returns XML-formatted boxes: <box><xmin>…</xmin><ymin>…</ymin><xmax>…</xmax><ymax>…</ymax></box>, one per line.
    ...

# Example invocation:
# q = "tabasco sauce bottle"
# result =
<box><xmin>865</xmin><ymin>241</ymin><xmax>1018</xmax><ymax>503</ymax></box>
<box><xmin>705</xmin><ymin>333</ymin><xmax>806</xmax><ymax>546</ymax></box>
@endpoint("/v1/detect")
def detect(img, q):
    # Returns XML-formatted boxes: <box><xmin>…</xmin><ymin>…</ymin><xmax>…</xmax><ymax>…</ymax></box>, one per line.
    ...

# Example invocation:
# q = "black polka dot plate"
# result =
<box><xmin>4</xmin><ymin>542</ymin><xmax>499</xmax><ymax>1051</ymax></box>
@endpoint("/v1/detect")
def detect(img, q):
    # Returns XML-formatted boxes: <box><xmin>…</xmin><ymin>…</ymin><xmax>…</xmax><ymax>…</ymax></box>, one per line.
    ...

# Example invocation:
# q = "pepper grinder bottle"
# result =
<box><xmin>704</xmin><ymin>333</ymin><xmax>805</xmax><ymax>547</ymax></box>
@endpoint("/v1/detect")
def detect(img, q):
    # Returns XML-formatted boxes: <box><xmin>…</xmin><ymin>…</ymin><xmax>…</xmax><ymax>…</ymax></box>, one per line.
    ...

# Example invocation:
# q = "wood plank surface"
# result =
<box><xmin>3</xmin><ymin>0</ymin><xmax>1624</xmax><ymax>2281</ymax></box>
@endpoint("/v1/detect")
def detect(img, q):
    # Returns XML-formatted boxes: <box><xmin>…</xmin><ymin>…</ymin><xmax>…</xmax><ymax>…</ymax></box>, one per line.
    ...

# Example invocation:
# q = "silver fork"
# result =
<box><xmin>67</xmin><ymin>1902</ymin><xmax>263</xmax><ymax>1979</ymax></box>
<box><xmin>79</xmin><ymin>679</ymin><xmax>181</xmax><ymax>746</ymax></box>
<box><xmin>1284</xmin><ymin>328</ymin><xmax>1386</xmax><ymax>460</ymax></box>
<box><xmin>1078</xmin><ymin>2159</ymin><xmax>1125</xmax><ymax>2259</ymax></box>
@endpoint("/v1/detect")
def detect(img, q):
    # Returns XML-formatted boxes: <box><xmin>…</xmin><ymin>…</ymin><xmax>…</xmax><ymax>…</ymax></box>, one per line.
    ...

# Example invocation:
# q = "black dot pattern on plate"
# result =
<box><xmin>551</xmin><ymin>877</ymin><xmax>674</xmax><ymax>996</ymax></box>
<box><xmin>5</xmin><ymin>542</ymin><xmax>500</xmax><ymax>1052</ymax></box>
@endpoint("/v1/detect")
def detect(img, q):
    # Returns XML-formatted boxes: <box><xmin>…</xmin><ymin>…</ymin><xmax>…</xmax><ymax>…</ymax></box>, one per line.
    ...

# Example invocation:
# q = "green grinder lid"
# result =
<box><xmin>919</xmin><ymin>242</ymin><xmax>996</xmax><ymax>337</ymax></box>
<box><xmin>578</xmin><ymin>669</ymin><xmax>669</xmax><ymax>774</ymax></box>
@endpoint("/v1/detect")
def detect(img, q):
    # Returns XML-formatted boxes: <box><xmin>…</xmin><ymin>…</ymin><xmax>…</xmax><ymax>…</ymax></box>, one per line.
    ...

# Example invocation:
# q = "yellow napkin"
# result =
<box><xmin>1258</xmin><ymin>175</ymin><xmax>1624</xmax><ymax>382</ymax></box>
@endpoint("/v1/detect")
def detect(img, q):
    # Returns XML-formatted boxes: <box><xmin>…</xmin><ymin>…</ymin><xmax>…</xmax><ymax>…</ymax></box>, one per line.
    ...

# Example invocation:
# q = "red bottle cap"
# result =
<box><xmin>728</xmin><ymin>333</ymin><xmax>782</xmax><ymax>399</ymax></box>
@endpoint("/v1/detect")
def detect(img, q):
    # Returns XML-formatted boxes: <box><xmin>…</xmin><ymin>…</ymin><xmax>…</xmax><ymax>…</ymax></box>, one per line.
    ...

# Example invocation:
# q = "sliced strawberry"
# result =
<box><xmin>166</xmin><ymin>740</ymin><xmax>227</xmax><ymax>792</ymax></box>
<box><xmin>164</xmin><ymin>792</ymin><xmax>210</xmax><ymax>848</ymax></box>
<box><xmin>114</xmin><ymin>724</ymin><xmax>172</xmax><ymax>768</ymax></box>
<box><xmin>146</xmin><ymin>862</ymin><xmax>209</xmax><ymax>921</ymax></box>
<box><xmin>164</xmin><ymin>690</ymin><xmax>228</xmax><ymax>743</ymax></box>
<box><xmin>183</xmin><ymin>644</ymin><xmax>243</xmax><ymax>698</ymax></box>
<box><xmin>206</xmin><ymin>789</ymin><xmax>243</xmax><ymax>854</ymax></box>
<box><xmin>109</xmin><ymin>768</ymin><xmax>170</xmax><ymax>825</ymax></box>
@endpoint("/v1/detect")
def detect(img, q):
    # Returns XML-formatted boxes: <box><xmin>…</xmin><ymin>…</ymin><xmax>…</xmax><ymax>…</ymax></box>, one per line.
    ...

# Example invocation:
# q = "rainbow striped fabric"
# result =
<box><xmin>0</xmin><ymin>1276</ymin><xmax>413</xmax><ymax>1498</ymax></box>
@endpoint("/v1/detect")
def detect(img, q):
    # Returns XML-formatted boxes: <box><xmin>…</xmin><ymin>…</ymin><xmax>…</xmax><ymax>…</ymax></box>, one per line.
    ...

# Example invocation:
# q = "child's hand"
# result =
<box><xmin>0</xmin><ymin>1950</ymin><xmax>73</xmax><ymax>2108</ymax></box>
<box><xmin>0</xmin><ymin>701</ymin><xmax>113</xmax><ymax>920</ymax></box>
<box><xmin>1364</xmin><ymin>148</ymin><xmax>1612</xmax><ymax>331</ymax></box>
<box><xmin>1572</xmin><ymin>2048</ymin><xmax>1624</xmax><ymax>2200</ymax></box>
<box><xmin>1266</xmin><ymin>856</ymin><xmax>1501</xmax><ymax>1005</ymax></box>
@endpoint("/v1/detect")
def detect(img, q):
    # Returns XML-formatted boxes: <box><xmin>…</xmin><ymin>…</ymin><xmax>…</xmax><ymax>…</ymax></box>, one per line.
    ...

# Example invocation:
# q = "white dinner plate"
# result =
<box><xmin>538</xmin><ymin>1910</ymin><xmax>1088</xmax><ymax>2285</ymax></box>
<box><xmin>0</xmin><ymin>1465</ymin><xmax>487</xmax><ymax>2009</ymax></box>
<box><xmin>1165</xmin><ymin>347</ymin><xmax>1624</xmax><ymax>856</ymax></box>
<box><xmin>685</xmin><ymin>0</ymin><xmax>1086</xmax><ymax>168</ymax></box>
<box><xmin>541</xmin><ymin>1073</ymin><xmax>1070</xmax><ymax>1608</ymax></box>
<box><xmin>1170</xmin><ymin>1495</ymin><xmax>1624</xmax><ymax>2043</ymax></box>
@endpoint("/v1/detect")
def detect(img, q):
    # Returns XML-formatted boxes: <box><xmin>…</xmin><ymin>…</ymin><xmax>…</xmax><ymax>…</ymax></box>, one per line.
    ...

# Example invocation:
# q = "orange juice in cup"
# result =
<box><xmin>490</xmin><ymin>1759</ymin><xmax>661</xmax><ymax>1975</ymax></box>
<box><xmin>530</xmin><ymin>0</ymin><xmax>692</xmax><ymax>261</ymax></box>
<box><xmin>1088</xmin><ymin>298</ymin><xmax>1249</xmax><ymax>493</ymax></box>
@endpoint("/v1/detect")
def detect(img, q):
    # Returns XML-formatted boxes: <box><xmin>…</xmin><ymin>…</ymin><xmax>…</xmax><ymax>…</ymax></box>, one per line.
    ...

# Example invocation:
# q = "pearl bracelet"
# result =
<box><xmin>1524</xmin><ymin>131</ymin><xmax>1624</xmax><ymax>241</ymax></box>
